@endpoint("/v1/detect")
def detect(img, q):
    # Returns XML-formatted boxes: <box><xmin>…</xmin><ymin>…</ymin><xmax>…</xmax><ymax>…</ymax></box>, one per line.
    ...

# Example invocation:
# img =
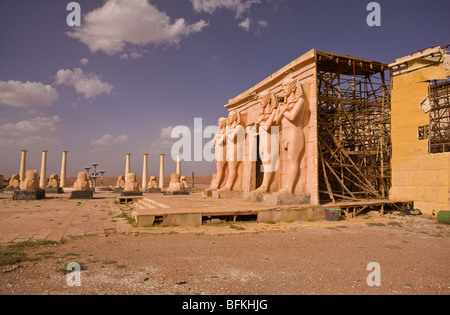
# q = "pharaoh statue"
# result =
<box><xmin>275</xmin><ymin>78</ymin><xmax>306</xmax><ymax>194</ymax></box>
<box><xmin>209</xmin><ymin>117</ymin><xmax>228</xmax><ymax>190</ymax></box>
<box><xmin>254</xmin><ymin>91</ymin><xmax>280</xmax><ymax>193</ymax></box>
<box><xmin>74</xmin><ymin>172</ymin><xmax>90</xmax><ymax>191</ymax></box>
<box><xmin>46</xmin><ymin>174</ymin><xmax>60</xmax><ymax>189</ymax></box>
<box><xmin>87</xmin><ymin>175</ymin><xmax>94</xmax><ymax>189</ymax></box>
<box><xmin>222</xmin><ymin>110</ymin><xmax>245</xmax><ymax>191</ymax></box>
<box><xmin>124</xmin><ymin>173</ymin><xmax>140</xmax><ymax>192</ymax></box>
<box><xmin>116</xmin><ymin>175</ymin><xmax>126</xmax><ymax>189</ymax></box>
<box><xmin>20</xmin><ymin>170</ymin><xmax>39</xmax><ymax>191</ymax></box>
<box><xmin>147</xmin><ymin>176</ymin><xmax>159</xmax><ymax>189</ymax></box>
<box><xmin>168</xmin><ymin>173</ymin><xmax>183</xmax><ymax>192</ymax></box>
<box><xmin>7</xmin><ymin>174</ymin><xmax>20</xmax><ymax>189</ymax></box>
<box><xmin>180</xmin><ymin>176</ymin><xmax>188</xmax><ymax>189</ymax></box>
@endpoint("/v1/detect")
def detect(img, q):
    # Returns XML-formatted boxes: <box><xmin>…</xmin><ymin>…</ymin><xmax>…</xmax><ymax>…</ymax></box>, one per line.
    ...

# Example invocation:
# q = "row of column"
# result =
<box><xmin>19</xmin><ymin>150</ymin><xmax>68</xmax><ymax>189</ymax></box>
<box><xmin>125</xmin><ymin>153</ymin><xmax>181</xmax><ymax>190</ymax></box>
<box><xmin>18</xmin><ymin>150</ymin><xmax>180</xmax><ymax>190</ymax></box>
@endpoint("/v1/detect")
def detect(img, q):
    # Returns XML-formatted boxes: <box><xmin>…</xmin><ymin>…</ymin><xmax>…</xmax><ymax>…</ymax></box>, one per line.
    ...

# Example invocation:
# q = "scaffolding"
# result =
<box><xmin>429</xmin><ymin>79</ymin><xmax>450</xmax><ymax>154</ymax></box>
<box><xmin>316</xmin><ymin>51</ymin><xmax>391</xmax><ymax>203</ymax></box>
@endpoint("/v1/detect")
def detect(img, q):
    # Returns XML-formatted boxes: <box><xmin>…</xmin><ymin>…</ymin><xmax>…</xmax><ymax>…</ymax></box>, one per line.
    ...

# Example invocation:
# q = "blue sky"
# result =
<box><xmin>0</xmin><ymin>0</ymin><xmax>449</xmax><ymax>178</ymax></box>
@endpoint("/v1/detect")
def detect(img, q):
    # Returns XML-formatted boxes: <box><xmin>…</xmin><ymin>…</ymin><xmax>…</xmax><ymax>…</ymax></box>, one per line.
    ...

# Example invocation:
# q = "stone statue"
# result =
<box><xmin>46</xmin><ymin>174</ymin><xmax>60</xmax><ymax>188</ymax></box>
<box><xmin>222</xmin><ymin>110</ymin><xmax>245</xmax><ymax>191</ymax></box>
<box><xmin>7</xmin><ymin>174</ymin><xmax>20</xmax><ymax>189</ymax></box>
<box><xmin>180</xmin><ymin>176</ymin><xmax>188</xmax><ymax>189</ymax></box>
<box><xmin>124</xmin><ymin>173</ymin><xmax>140</xmax><ymax>192</ymax></box>
<box><xmin>209</xmin><ymin>117</ymin><xmax>228</xmax><ymax>190</ymax></box>
<box><xmin>275</xmin><ymin>78</ymin><xmax>306</xmax><ymax>194</ymax></box>
<box><xmin>74</xmin><ymin>172</ymin><xmax>90</xmax><ymax>191</ymax></box>
<box><xmin>148</xmin><ymin>176</ymin><xmax>159</xmax><ymax>189</ymax></box>
<box><xmin>116</xmin><ymin>175</ymin><xmax>126</xmax><ymax>189</ymax></box>
<box><xmin>20</xmin><ymin>170</ymin><xmax>39</xmax><ymax>190</ymax></box>
<box><xmin>168</xmin><ymin>173</ymin><xmax>183</xmax><ymax>192</ymax></box>
<box><xmin>87</xmin><ymin>175</ymin><xmax>94</xmax><ymax>189</ymax></box>
<box><xmin>254</xmin><ymin>91</ymin><xmax>279</xmax><ymax>193</ymax></box>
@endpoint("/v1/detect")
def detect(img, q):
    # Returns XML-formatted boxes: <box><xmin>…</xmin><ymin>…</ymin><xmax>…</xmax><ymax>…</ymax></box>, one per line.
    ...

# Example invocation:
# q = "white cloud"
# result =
<box><xmin>191</xmin><ymin>0</ymin><xmax>262</xmax><ymax>18</ymax></box>
<box><xmin>150</xmin><ymin>126</ymin><xmax>175</xmax><ymax>153</ymax></box>
<box><xmin>0</xmin><ymin>80</ymin><xmax>59</xmax><ymax>108</ymax></box>
<box><xmin>80</xmin><ymin>58</ymin><xmax>89</xmax><ymax>66</ymax></box>
<box><xmin>55</xmin><ymin>68</ymin><xmax>113</xmax><ymax>99</ymax></box>
<box><xmin>0</xmin><ymin>115</ymin><xmax>61</xmax><ymax>148</ymax></box>
<box><xmin>238</xmin><ymin>17</ymin><xmax>251</xmax><ymax>31</ymax></box>
<box><xmin>67</xmin><ymin>0</ymin><xmax>208</xmax><ymax>57</ymax></box>
<box><xmin>91</xmin><ymin>134</ymin><xmax>128</xmax><ymax>147</ymax></box>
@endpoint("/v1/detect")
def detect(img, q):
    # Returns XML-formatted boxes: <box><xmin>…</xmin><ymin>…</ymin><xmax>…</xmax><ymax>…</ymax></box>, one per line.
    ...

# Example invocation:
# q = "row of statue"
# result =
<box><xmin>210</xmin><ymin>78</ymin><xmax>307</xmax><ymax>195</ymax></box>
<box><xmin>5</xmin><ymin>170</ymin><xmax>189</xmax><ymax>193</ymax></box>
<box><xmin>115</xmin><ymin>173</ymin><xmax>188</xmax><ymax>192</ymax></box>
<box><xmin>6</xmin><ymin>171</ymin><xmax>60</xmax><ymax>190</ymax></box>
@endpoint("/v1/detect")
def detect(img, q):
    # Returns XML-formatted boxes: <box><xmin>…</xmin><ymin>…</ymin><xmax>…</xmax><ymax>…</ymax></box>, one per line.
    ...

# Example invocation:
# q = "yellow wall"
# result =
<box><xmin>390</xmin><ymin>61</ymin><xmax>450</xmax><ymax>214</ymax></box>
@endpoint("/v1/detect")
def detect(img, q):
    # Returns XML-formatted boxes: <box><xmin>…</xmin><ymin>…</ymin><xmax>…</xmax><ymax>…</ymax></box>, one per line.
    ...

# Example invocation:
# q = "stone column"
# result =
<box><xmin>125</xmin><ymin>153</ymin><xmax>131</xmax><ymax>178</ymax></box>
<box><xmin>176</xmin><ymin>154</ymin><xmax>181</xmax><ymax>176</ymax></box>
<box><xmin>19</xmin><ymin>150</ymin><xmax>28</xmax><ymax>182</ymax></box>
<box><xmin>60</xmin><ymin>151</ymin><xmax>68</xmax><ymax>188</ymax></box>
<box><xmin>159</xmin><ymin>154</ymin><xmax>165</xmax><ymax>189</ymax></box>
<box><xmin>39</xmin><ymin>150</ymin><xmax>48</xmax><ymax>189</ymax></box>
<box><xmin>142</xmin><ymin>154</ymin><xmax>149</xmax><ymax>191</ymax></box>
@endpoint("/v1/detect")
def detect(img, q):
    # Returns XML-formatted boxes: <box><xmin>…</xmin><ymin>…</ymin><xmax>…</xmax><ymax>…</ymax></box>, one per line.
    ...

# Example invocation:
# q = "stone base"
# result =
<box><xmin>243</xmin><ymin>191</ymin><xmax>265</xmax><ymax>202</ymax></box>
<box><xmin>95</xmin><ymin>187</ymin><xmax>112</xmax><ymax>192</ymax></box>
<box><xmin>121</xmin><ymin>191</ymin><xmax>143</xmax><ymax>197</ymax></box>
<box><xmin>145</xmin><ymin>188</ymin><xmax>162</xmax><ymax>194</ymax></box>
<box><xmin>45</xmin><ymin>187</ymin><xmax>63</xmax><ymax>194</ymax></box>
<box><xmin>13</xmin><ymin>190</ymin><xmax>46</xmax><ymax>200</ymax></box>
<box><xmin>262</xmin><ymin>193</ymin><xmax>310</xmax><ymax>205</ymax></box>
<box><xmin>2</xmin><ymin>187</ymin><xmax>19</xmax><ymax>193</ymax></box>
<box><xmin>70</xmin><ymin>190</ymin><xmax>94</xmax><ymax>199</ymax></box>
<box><xmin>202</xmin><ymin>189</ymin><xmax>213</xmax><ymax>197</ymax></box>
<box><xmin>163</xmin><ymin>190</ymin><xmax>190</xmax><ymax>196</ymax></box>
<box><xmin>212</xmin><ymin>190</ymin><xmax>243</xmax><ymax>199</ymax></box>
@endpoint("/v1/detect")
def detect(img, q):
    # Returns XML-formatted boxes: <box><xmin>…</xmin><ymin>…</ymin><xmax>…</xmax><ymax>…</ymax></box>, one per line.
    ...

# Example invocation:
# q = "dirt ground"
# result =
<box><xmin>0</xmin><ymin>206</ymin><xmax>449</xmax><ymax>295</ymax></box>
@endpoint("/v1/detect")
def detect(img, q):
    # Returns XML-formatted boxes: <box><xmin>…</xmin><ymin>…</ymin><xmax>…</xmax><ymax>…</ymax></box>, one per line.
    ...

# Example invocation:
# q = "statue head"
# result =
<box><xmin>259</xmin><ymin>91</ymin><xmax>276</xmax><ymax>113</ymax></box>
<box><xmin>281</xmin><ymin>78</ymin><xmax>299</xmax><ymax>98</ymax></box>
<box><xmin>126</xmin><ymin>173</ymin><xmax>137</xmax><ymax>182</ymax></box>
<box><xmin>78</xmin><ymin>172</ymin><xmax>87</xmax><ymax>181</ymax></box>
<box><xmin>170</xmin><ymin>173</ymin><xmax>180</xmax><ymax>183</ymax></box>
<box><xmin>218</xmin><ymin>117</ymin><xmax>227</xmax><ymax>129</ymax></box>
<box><xmin>20</xmin><ymin>170</ymin><xmax>39</xmax><ymax>190</ymax></box>
<box><xmin>74</xmin><ymin>171</ymin><xmax>90</xmax><ymax>191</ymax></box>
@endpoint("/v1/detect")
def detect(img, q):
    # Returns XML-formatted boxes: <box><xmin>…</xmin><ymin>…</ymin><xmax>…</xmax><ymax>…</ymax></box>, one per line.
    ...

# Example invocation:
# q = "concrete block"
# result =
<box><xmin>133</xmin><ymin>212</ymin><xmax>155</xmax><ymax>227</ymax></box>
<box><xmin>70</xmin><ymin>190</ymin><xmax>94</xmax><ymax>199</ymax></box>
<box><xmin>163</xmin><ymin>213</ymin><xmax>202</xmax><ymax>227</ymax></box>
<box><xmin>121</xmin><ymin>191</ymin><xmax>143</xmax><ymax>197</ymax></box>
<box><xmin>263</xmin><ymin>193</ymin><xmax>310</xmax><ymax>205</ymax></box>
<box><xmin>13</xmin><ymin>190</ymin><xmax>45</xmax><ymax>200</ymax></box>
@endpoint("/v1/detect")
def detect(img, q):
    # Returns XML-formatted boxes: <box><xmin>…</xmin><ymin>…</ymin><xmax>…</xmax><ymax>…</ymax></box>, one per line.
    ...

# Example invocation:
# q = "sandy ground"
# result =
<box><xmin>0</xmin><ymin>190</ymin><xmax>449</xmax><ymax>295</ymax></box>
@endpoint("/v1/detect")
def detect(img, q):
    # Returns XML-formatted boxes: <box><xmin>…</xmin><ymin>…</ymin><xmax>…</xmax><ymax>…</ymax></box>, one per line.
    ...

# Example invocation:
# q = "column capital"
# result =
<box><xmin>42</xmin><ymin>150</ymin><xmax>49</xmax><ymax>153</ymax></box>
<box><xmin>143</xmin><ymin>153</ymin><xmax>149</xmax><ymax>156</ymax></box>
<box><xmin>62</xmin><ymin>150</ymin><xmax>69</xmax><ymax>153</ymax></box>
<box><xmin>21</xmin><ymin>149</ymin><xmax>28</xmax><ymax>153</ymax></box>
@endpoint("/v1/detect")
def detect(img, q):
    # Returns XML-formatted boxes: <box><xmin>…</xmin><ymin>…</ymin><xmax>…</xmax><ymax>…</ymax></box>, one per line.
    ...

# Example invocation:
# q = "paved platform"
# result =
<box><xmin>0</xmin><ymin>190</ymin><xmax>412</xmax><ymax>243</ymax></box>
